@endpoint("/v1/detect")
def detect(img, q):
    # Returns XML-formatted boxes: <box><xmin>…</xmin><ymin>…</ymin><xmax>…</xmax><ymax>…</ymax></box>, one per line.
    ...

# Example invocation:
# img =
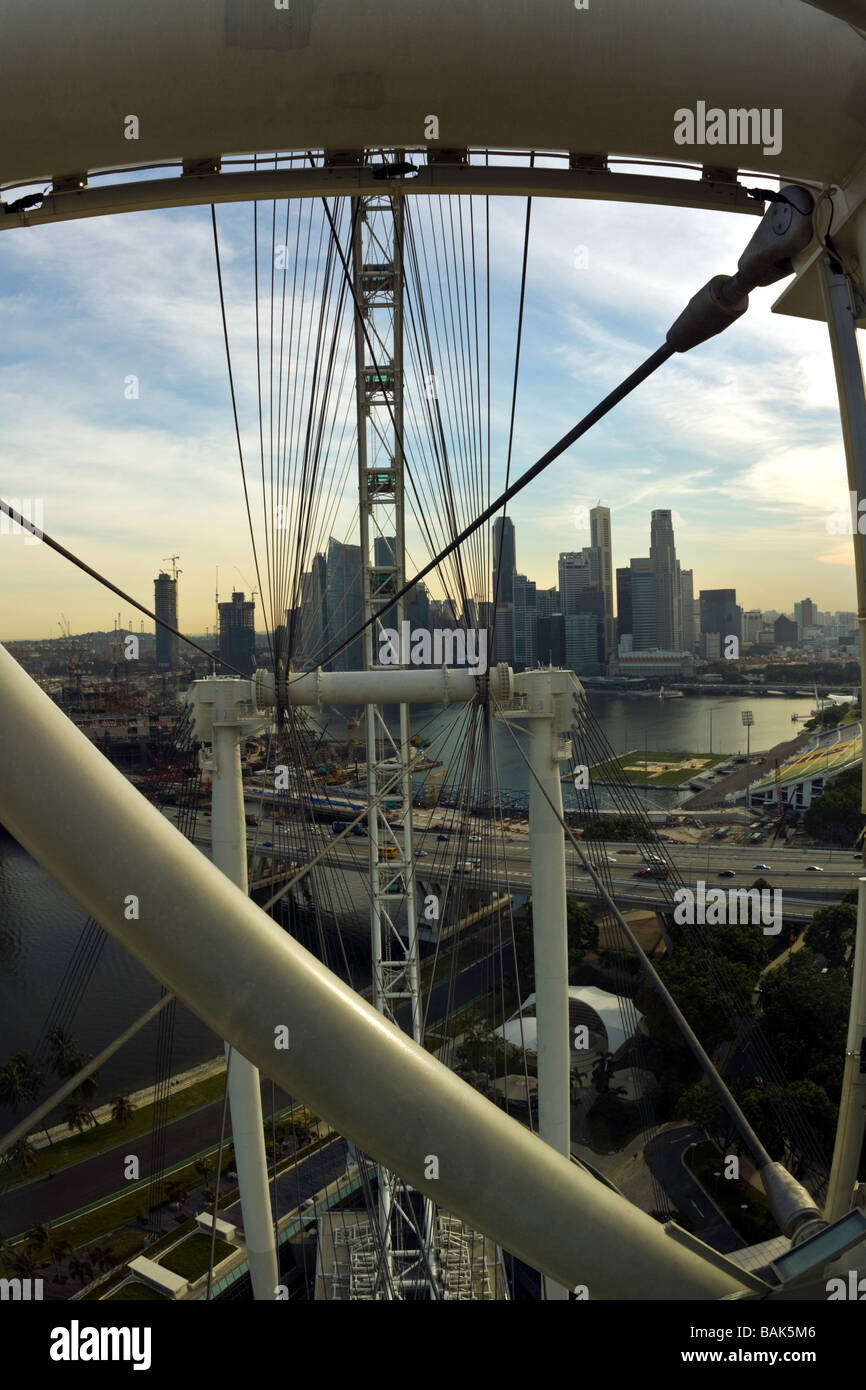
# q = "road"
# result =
<box><xmin>0</xmin><ymin>941</ymin><xmax>508</xmax><ymax>1238</ymax></box>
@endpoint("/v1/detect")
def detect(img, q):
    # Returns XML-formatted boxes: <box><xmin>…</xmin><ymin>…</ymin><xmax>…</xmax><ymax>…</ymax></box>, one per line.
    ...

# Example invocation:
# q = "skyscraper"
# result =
<box><xmin>649</xmin><ymin>509</ymin><xmax>681</xmax><ymax>650</ymax></box>
<box><xmin>564</xmin><ymin>613</ymin><xmax>602</xmax><ymax>676</ymax></box>
<box><xmin>492</xmin><ymin>516</ymin><xmax>516</xmax><ymax>605</ymax></box>
<box><xmin>219</xmin><ymin>591</ymin><xmax>256</xmax><ymax>677</ymax></box>
<box><xmin>558</xmin><ymin>549</ymin><xmax>600</xmax><ymax>614</ymax></box>
<box><xmin>700</xmin><ymin>589</ymin><xmax>740</xmax><ymax>650</ymax></box>
<box><xmin>590</xmin><ymin>505</ymin><xmax>614</xmax><ymax>664</ymax></box>
<box><xmin>512</xmin><ymin>574</ymin><xmax>537</xmax><ymax>670</ymax></box>
<box><xmin>294</xmin><ymin>552</ymin><xmax>328</xmax><ymax>665</ymax></box>
<box><xmin>680</xmin><ymin>568</ymin><xmax>695</xmax><ymax>651</ymax></box>
<box><xmin>615</xmin><ymin>567</ymin><xmax>632</xmax><ymax>646</ymax></box>
<box><xmin>629</xmin><ymin>557</ymin><xmax>656</xmax><ymax>651</ymax></box>
<box><xmin>327</xmin><ymin>538</ymin><xmax>363</xmax><ymax>671</ymax></box>
<box><xmin>154</xmin><ymin>571</ymin><xmax>178</xmax><ymax>670</ymax></box>
<box><xmin>795</xmin><ymin>598</ymin><xmax>817</xmax><ymax>636</ymax></box>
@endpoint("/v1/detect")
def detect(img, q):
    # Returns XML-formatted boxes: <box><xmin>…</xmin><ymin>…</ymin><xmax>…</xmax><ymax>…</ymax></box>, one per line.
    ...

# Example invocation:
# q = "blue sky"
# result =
<box><xmin>0</xmin><ymin>168</ymin><xmax>856</xmax><ymax>641</ymax></box>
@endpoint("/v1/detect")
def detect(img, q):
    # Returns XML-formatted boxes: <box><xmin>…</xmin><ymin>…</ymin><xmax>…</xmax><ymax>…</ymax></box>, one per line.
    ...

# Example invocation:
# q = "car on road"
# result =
<box><xmin>437</xmin><ymin>834</ymin><xmax>449</xmax><ymax>842</ymax></box>
<box><xmin>263</xmin><ymin>841</ymin><xmax>273</xmax><ymax>847</ymax></box>
<box><xmin>416</xmin><ymin>849</ymin><xmax>429</xmax><ymax>858</ymax></box>
<box><xmin>752</xmin><ymin>864</ymin><xmax>772</xmax><ymax>871</ymax></box>
<box><xmin>603</xmin><ymin>854</ymin><xmax>617</xmax><ymax>863</ymax></box>
<box><xmin>460</xmin><ymin>861</ymin><xmax>477</xmax><ymax>871</ymax></box>
<box><xmin>468</xmin><ymin>834</ymin><xmax>482</xmax><ymax>842</ymax></box>
<box><xmin>806</xmin><ymin>865</ymin><xmax>824</xmax><ymax>872</ymax></box>
<box><xmin>718</xmin><ymin>869</ymin><xmax>736</xmax><ymax>878</ymax></box>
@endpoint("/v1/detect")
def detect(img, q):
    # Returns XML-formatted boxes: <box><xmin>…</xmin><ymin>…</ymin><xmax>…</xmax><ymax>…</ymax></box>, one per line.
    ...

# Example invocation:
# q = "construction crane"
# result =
<box><xmin>162</xmin><ymin>554</ymin><xmax>182</xmax><ymax>582</ymax></box>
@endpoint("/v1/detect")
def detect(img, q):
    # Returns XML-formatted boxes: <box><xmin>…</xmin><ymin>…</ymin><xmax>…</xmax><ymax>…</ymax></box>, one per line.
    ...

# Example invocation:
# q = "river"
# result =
<box><xmin>0</xmin><ymin>691</ymin><xmax>815</xmax><ymax>1106</ymax></box>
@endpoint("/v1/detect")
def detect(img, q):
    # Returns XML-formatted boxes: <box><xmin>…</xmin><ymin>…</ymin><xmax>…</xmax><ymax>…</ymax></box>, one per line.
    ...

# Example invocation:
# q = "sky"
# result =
<box><xmin>0</xmin><ymin>160</ymin><xmax>858</xmax><ymax>642</ymax></box>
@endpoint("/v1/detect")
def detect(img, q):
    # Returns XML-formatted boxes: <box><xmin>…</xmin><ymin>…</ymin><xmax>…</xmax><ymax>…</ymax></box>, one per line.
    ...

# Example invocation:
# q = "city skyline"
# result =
<box><xmin>0</xmin><ymin>190</ymin><xmax>857</xmax><ymax>640</ymax></box>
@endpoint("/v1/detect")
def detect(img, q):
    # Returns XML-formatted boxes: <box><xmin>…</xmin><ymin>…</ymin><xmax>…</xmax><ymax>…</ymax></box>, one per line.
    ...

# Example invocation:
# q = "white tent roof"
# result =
<box><xmin>497</xmin><ymin>986</ymin><xmax>643</xmax><ymax>1056</ymax></box>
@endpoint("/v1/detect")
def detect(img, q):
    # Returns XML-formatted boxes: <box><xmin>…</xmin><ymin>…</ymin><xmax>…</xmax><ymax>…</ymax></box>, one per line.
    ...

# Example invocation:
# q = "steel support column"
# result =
<box><xmin>819</xmin><ymin>249</ymin><xmax>866</xmax><ymax>1221</ymax></box>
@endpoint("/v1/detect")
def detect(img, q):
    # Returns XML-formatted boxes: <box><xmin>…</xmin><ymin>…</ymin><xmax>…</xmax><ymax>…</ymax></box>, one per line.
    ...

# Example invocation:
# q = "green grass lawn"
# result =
<box><xmin>7</xmin><ymin>1070</ymin><xmax>233</xmax><ymax>1186</ymax></box>
<box><xmin>589</xmin><ymin>751</ymin><xmax>728</xmax><ymax>787</ymax></box>
<box><xmin>105</xmin><ymin>1282</ymin><xmax>169</xmax><ymax>1301</ymax></box>
<box><xmin>159</xmin><ymin>1233</ymin><xmax>235</xmax><ymax>1281</ymax></box>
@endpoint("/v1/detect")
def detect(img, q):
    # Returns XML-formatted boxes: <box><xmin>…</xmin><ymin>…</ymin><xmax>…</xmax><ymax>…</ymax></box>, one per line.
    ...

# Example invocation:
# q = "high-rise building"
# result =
<box><xmin>590</xmin><ymin>505</ymin><xmax>614</xmax><ymax>664</ymax></box>
<box><xmin>537</xmin><ymin>612</ymin><xmax>565</xmax><ymax>667</ymax></box>
<box><xmin>294</xmin><ymin>552</ymin><xmax>328</xmax><ymax>665</ymax></box>
<box><xmin>679</xmin><ymin>569</ymin><xmax>695</xmax><ymax>651</ymax></box>
<box><xmin>795</xmin><ymin>598</ymin><xmax>817</xmax><ymax>636</ymax></box>
<box><xmin>558</xmin><ymin>549</ymin><xmax>600</xmax><ymax>615</ymax></box>
<box><xmin>700</xmin><ymin>589</ymin><xmax>739</xmax><ymax>647</ymax></box>
<box><xmin>615</xmin><ymin>566</ymin><xmax>632</xmax><ymax>644</ymax></box>
<box><xmin>535</xmin><ymin>586</ymin><xmax>560</xmax><ymax>620</ymax></box>
<box><xmin>219</xmin><ymin>591</ymin><xmax>256</xmax><ymax>677</ymax></box>
<box><xmin>373</xmin><ymin>535</ymin><xmax>398</xmax><ymax>634</ymax></box>
<box><xmin>630</xmin><ymin>558</ymin><xmax>656</xmax><ymax>651</ymax></box>
<box><xmin>743</xmin><ymin>610</ymin><xmax>762</xmax><ymax>646</ymax></box>
<box><xmin>512</xmin><ymin>574</ymin><xmax>537</xmax><ymax>670</ymax></box>
<box><xmin>327</xmin><ymin>538</ymin><xmax>363</xmax><ymax>671</ymax></box>
<box><xmin>649</xmin><ymin>509</ymin><xmax>681</xmax><ymax>650</ymax></box>
<box><xmin>492</xmin><ymin>516</ymin><xmax>516</xmax><ymax>605</ymax></box>
<box><xmin>407</xmin><ymin>579</ymin><xmax>431</xmax><ymax>634</ymax></box>
<box><xmin>774</xmin><ymin>614</ymin><xmax>798</xmax><ymax>646</ymax></box>
<box><xmin>154</xmin><ymin>571</ymin><xmax>178</xmax><ymax>670</ymax></box>
<box><xmin>564</xmin><ymin>613</ymin><xmax>602</xmax><ymax>676</ymax></box>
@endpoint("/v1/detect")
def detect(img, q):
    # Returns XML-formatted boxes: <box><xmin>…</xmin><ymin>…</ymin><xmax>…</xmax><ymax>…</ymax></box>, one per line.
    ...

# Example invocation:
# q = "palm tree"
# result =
<box><xmin>62</xmin><ymin>1097</ymin><xmax>91</xmax><ymax>1134</ymax></box>
<box><xmin>68</xmin><ymin>1257</ymin><xmax>93</xmax><ymax>1286</ymax></box>
<box><xmin>48</xmin><ymin>1235</ymin><xmax>72</xmax><ymax>1265</ymax></box>
<box><xmin>110</xmin><ymin>1094</ymin><xmax>134</xmax><ymax>1127</ymax></box>
<box><xmin>47</xmin><ymin>1029</ymin><xmax>81</xmax><ymax>1080</ymax></box>
<box><xmin>12</xmin><ymin>1246</ymin><xmax>41</xmax><ymax>1278</ymax></box>
<box><xmin>0</xmin><ymin>1051</ymin><xmax>43</xmax><ymax>1109</ymax></box>
<box><xmin>25</xmin><ymin>1223</ymin><xmax>51</xmax><ymax>1251</ymax></box>
<box><xmin>194</xmin><ymin>1157</ymin><xmax>214</xmax><ymax>1182</ymax></box>
<box><xmin>6</xmin><ymin>1139</ymin><xmax>37</xmax><ymax>1173</ymax></box>
<box><xmin>88</xmin><ymin>1243</ymin><xmax>115</xmax><ymax>1273</ymax></box>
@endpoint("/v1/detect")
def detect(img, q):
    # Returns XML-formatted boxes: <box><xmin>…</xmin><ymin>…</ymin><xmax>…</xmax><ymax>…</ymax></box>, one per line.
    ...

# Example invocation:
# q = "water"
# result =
<box><xmin>0</xmin><ymin>693</ymin><xmax>815</xmax><ymax>1102</ymax></box>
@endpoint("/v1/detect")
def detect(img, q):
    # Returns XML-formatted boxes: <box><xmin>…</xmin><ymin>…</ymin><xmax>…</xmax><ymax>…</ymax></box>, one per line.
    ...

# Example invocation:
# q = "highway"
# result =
<box><xmin>165</xmin><ymin>806</ymin><xmax>858</xmax><ymax>912</ymax></box>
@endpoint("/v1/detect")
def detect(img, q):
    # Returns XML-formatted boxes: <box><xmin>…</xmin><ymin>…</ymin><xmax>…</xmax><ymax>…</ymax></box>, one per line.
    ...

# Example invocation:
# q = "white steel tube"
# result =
<box><xmin>0</xmin><ymin>644</ymin><xmax>753</xmax><ymax>1299</ymax></box>
<box><xmin>210</xmin><ymin>719</ymin><xmax>280</xmax><ymax>1299</ymax></box>
<box><xmin>266</xmin><ymin>666</ymin><xmax>478</xmax><ymax>710</ymax></box>
<box><xmin>819</xmin><ymin>252</ymin><xmax>866</xmax><ymax>1220</ymax></box>
<box><xmin>526</xmin><ymin>708</ymin><xmax>572</xmax><ymax>1301</ymax></box>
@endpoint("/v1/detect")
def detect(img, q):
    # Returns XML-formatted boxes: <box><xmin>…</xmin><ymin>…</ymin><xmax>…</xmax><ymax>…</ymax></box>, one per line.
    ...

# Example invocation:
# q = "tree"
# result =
<box><xmin>47</xmin><ymin>1029</ymin><xmax>83</xmax><ymax>1080</ymax></box>
<box><xmin>674</xmin><ymin>1081</ymin><xmax>745</xmax><ymax>1155</ymax></box>
<box><xmin>758</xmin><ymin>951</ymin><xmax>849</xmax><ymax>1098</ymax></box>
<box><xmin>110</xmin><ymin>1094</ymin><xmax>134</xmax><ymax>1127</ymax></box>
<box><xmin>12</xmin><ymin>1246</ymin><xmax>42</xmax><ymax>1278</ymax></box>
<box><xmin>803</xmin><ymin>766</ymin><xmax>864</xmax><ymax>846</ymax></box>
<box><xmin>68</xmin><ymin>1257</ymin><xmax>93</xmax><ymax>1286</ymax></box>
<box><xmin>805</xmin><ymin>903</ymin><xmax>857</xmax><ymax>973</ymax></box>
<box><xmin>6</xmin><ymin>1139</ymin><xmax>37</xmax><ymax>1173</ymax></box>
<box><xmin>25</xmin><ymin>1223</ymin><xmax>51</xmax><ymax>1251</ymax></box>
<box><xmin>0</xmin><ymin>1051</ymin><xmax>43</xmax><ymax>1110</ymax></box>
<box><xmin>63</xmin><ymin>1097</ymin><xmax>92</xmax><ymax>1134</ymax></box>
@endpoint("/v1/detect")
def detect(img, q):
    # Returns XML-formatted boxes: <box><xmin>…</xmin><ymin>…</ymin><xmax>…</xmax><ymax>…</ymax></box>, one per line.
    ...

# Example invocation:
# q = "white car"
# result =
<box><xmin>752</xmin><ymin>863</ymin><xmax>772</xmax><ymax>871</ymax></box>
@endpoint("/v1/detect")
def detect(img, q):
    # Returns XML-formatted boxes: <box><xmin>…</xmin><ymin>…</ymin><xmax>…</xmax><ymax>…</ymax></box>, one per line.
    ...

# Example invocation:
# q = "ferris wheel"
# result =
<box><xmin>1</xmin><ymin>0</ymin><xmax>866</xmax><ymax>1302</ymax></box>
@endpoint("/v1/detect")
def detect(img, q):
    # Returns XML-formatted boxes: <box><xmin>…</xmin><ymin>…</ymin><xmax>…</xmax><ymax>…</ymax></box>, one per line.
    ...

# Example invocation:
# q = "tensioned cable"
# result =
<box><xmin>290</xmin><ymin>341</ymin><xmax>675</xmax><ymax>683</ymax></box>
<box><xmin>492</xmin><ymin>160</ymin><xmax>533</xmax><ymax>652</ymax></box>
<box><xmin>211</xmin><ymin>203</ymin><xmax>274</xmax><ymax>671</ymax></box>
<box><xmin>0</xmin><ymin>500</ymin><xmax>245</xmax><ymax>675</ymax></box>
